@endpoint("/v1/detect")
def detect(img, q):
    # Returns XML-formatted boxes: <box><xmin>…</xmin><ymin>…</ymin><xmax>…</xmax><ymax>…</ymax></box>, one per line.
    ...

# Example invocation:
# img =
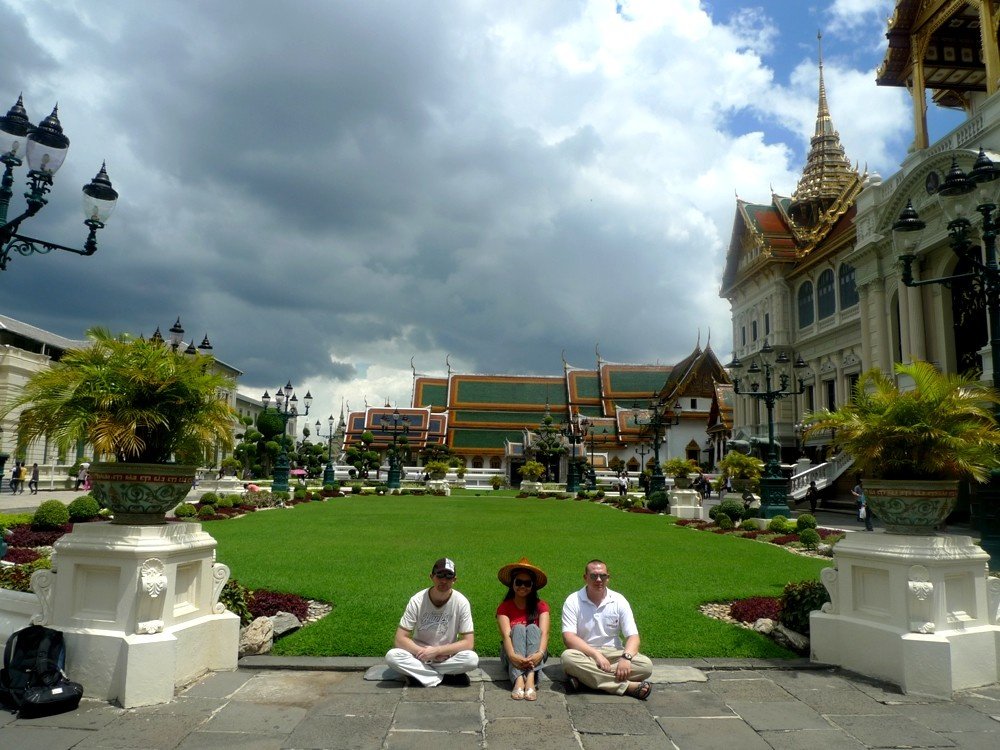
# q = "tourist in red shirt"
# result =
<box><xmin>496</xmin><ymin>557</ymin><xmax>550</xmax><ymax>701</ymax></box>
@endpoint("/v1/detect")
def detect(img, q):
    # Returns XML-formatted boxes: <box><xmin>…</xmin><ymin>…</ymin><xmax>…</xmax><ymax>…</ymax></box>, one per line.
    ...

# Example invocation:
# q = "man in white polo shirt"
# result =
<box><xmin>560</xmin><ymin>559</ymin><xmax>653</xmax><ymax>699</ymax></box>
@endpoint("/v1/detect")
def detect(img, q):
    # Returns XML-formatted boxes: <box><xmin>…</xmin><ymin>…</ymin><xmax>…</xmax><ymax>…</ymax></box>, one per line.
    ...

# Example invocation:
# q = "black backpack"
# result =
<box><xmin>0</xmin><ymin>625</ymin><xmax>83</xmax><ymax>717</ymax></box>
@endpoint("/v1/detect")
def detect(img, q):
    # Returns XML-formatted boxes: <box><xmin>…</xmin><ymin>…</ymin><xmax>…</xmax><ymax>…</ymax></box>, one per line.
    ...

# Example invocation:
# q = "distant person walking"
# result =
<box><xmin>28</xmin><ymin>463</ymin><xmax>39</xmax><ymax>495</ymax></box>
<box><xmin>852</xmin><ymin>478</ymin><xmax>873</xmax><ymax>531</ymax></box>
<box><xmin>805</xmin><ymin>481</ymin><xmax>818</xmax><ymax>514</ymax></box>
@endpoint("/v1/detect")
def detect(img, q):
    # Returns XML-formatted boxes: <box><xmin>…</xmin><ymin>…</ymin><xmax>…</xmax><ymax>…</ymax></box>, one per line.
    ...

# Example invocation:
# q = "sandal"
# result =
<box><xmin>524</xmin><ymin>687</ymin><xmax>537</xmax><ymax>701</ymax></box>
<box><xmin>632</xmin><ymin>681</ymin><xmax>652</xmax><ymax>701</ymax></box>
<box><xmin>511</xmin><ymin>687</ymin><xmax>525</xmax><ymax>700</ymax></box>
<box><xmin>563</xmin><ymin>676</ymin><xmax>580</xmax><ymax>694</ymax></box>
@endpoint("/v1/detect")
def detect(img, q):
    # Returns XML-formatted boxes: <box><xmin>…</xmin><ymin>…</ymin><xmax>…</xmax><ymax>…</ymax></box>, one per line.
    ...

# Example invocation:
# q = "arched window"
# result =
<box><xmin>798</xmin><ymin>282</ymin><xmax>814</xmax><ymax>328</ymax></box>
<box><xmin>472</xmin><ymin>456</ymin><xmax>483</xmax><ymax>469</ymax></box>
<box><xmin>489</xmin><ymin>456</ymin><xmax>502</xmax><ymax>469</ymax></box>
<box><xmin>751</xmin><ymin>320</ymin><xmax>758</xmax><ymax>341</ymax></box>
<box><xmin>817</xmin><ymin>269</ymin><xmax>836</xmax><ymax>319</ymax></box>
<box><xmin>839</xmin><ymin>263</ymin><xmax>859</xmax><ymax>308</ymax></box>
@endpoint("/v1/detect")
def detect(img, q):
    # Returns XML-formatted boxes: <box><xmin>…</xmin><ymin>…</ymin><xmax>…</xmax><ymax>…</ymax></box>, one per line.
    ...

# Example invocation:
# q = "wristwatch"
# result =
<box><xmin>621</xmin><ymin>653</ymin><xmax>633</xmax><ymax>661</ymax></box>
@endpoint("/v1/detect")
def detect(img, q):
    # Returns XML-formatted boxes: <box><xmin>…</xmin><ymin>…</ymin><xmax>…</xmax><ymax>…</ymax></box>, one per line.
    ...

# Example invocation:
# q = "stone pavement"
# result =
<box><xmin>2</xmin><ymin>658</ymin><xmax>999</xmax><ymax>749</ymax></box>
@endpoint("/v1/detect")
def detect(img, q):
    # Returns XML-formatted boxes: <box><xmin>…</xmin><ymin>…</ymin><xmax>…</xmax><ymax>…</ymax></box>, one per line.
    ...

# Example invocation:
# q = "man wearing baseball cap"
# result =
<box><xmin>385</xmin><ymin>557</ymin><xmax>478</xmax><ymax>686</ymax></box>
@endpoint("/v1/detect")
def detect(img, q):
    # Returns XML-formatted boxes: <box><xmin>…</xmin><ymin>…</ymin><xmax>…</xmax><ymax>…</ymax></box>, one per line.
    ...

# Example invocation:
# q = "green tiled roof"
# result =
<box><xmin>451</xmin><ymin>428</ymin><xmax>524</xmax><ymax>449</ymax></box>
<box><xmin>454</xmin><ymin>379</ymin><xmax>566</xmax><ymax>406</ymax></box>
<box><xmin>417</xmin><ymin>383</ymin><xmax>448</xmax><ymax>407</ymax></box>
<box><xmin>572</xmin><ymin>373</ymin><xmax>601</xmax><ymax>398</ymax></box>
<box><xmin>607</xmin><ymin>370</ymin><xmax>668</xmax><ymax>395</ymax></box>
<box><xmin>455</xmin><ymin>410</ymin><xmax>564</xmax><ymax>424</ymax></box>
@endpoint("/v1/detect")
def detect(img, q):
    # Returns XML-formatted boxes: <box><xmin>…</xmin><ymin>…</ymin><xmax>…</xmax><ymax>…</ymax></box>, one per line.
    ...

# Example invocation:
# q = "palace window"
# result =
<box><xmin>839</xmin><ymin>264</ymin><xmax>859</xmax><ymax>308</ymax></box>
<box><xmin>826</xmin><ymin>379</ymin><xmax>836</xmax><ymax>410</ymax></box>
<box><xmin>489</xmin><ymin>456</ymin><xmax>502</xmax><ymax>469</ymax></box>
<box><xmin>798</xmin><ymin>282</ymin><xmax>814</xmax><ymax>328</ymax></box>
<box><xmin>764</xmin><ymin>313</ymin><xmax>770</xmax><ymax>336</ymax></box>
<box><xmin>472</xmin><ymin>457</ymin><xmax>483</xmax><ymax>469</ymax></box>
<box><xmin>751</xmin><ymin>320</ymin><xmax>758</xmax><ymax>341</ymax></box>
<box><xmin>741</xmin><ymin>326</ymin><xmax>746</xmax><ymax>346</ymax></box>
<box><xmin>818</xmin><ymin>269</ymin><xmax>836</xmax><ymax>319</ymax></box>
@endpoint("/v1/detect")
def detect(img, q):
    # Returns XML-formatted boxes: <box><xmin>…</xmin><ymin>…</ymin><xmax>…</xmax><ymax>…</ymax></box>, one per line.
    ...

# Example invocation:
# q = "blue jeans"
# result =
<box><xmin>500</xmin><ymin>624</ymin><xmax>546</xmax><ymax>683</ymax></box>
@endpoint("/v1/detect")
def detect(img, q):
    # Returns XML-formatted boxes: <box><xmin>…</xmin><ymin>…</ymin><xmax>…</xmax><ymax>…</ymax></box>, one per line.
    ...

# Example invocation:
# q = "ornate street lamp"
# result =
<box><xmin>728</xmin><ymin>339</ymin><xmax>808</xmax><ymax>518</ymax></box>
<box><xmin>631</xmin><ymin>399</ymin><xmax>682</xmax><ymax>495</ymax></box>
<box><xmin>579</xmin><ymin>419</ymin><xmax>607</xmax><ymax>490</ymax></box>
<box><xmin>559</xmin><ymin>418</ymin><xmax>584</xmax><ymax>493</ymax></box>
<box><xmin>377</xmin><ymin>407</ymin><xmax>411</xmax><ymax>489</ymax></box>
<box><xmin>892</xmin><ymin>148</ymin><xmax>1000</xmax><ymax>564</ymax></box>
<box><xmin>0</xmin><ymin>96</ymin><xmax>118</xmax><ymax>271</ymax></box>
<box><xmin>150</xmin><ymin>317</ymin><xmax>213</xmax><ymax>356</ymax></box>
<box><xmin>315</xmin><ymin>414</ymin><xmax>338</xmax><ymax>487</ymax></box>
<box><xmin>261</xmin><ymin>381</ymin><xmax>312</xmax><ymax>492</ymax></box>
<box><xmin>634</xmin><ymin>441</ymin><xmax>651</xmax><ymax>493</ymax></box>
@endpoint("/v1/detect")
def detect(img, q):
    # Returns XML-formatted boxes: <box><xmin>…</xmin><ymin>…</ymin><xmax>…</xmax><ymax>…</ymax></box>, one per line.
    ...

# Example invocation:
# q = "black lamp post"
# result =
<box><xmin>728</xmin><ymin>339</ymin><xmax>808</xmax><ymax>518</ymax></box>
<box><xmin>0</xmin><ymin>96</ymin><xmax>118</xmax><ymax>271</ymax></box>
<box><xmin>580</xmin><ymin>420</ymin><xmax>607</xmax><ymax>490</ymax></box>
<box><xmin>261</xmin><ymin>381</ymin><xmax>312</xmax><ymax>492</ymax></box>
<box><xmin>634</xmin><ymin>441</ymin><xmax>651</xmax><ymax>494</ymax></box>
<box><xmin>892</xmin><ymin>148</ymin><xmax>1000</xmax><ymax>566</ymax></box>
<box><xmin>377</xmin><ymin>407</ymin><xmax>411</xmax><ymax>489</ymax></box>
<box><xmin>632</xmin><ymin>398</ymin><xmax>682</xmax><ymax>495</ymax></box>
<box><xmin>559</xmin><ymin>419</ymin><xmax>584</xmax><ymax>493</ymax></box>
<box><xmin>150</xmin><ymin>317</ymin><xmax>213</xmax><ymax>356</ymax></box>
<box><xmin>315</xmin><ymin>414</ymin><xmax>338</xmax><ymax>487</ymax></box>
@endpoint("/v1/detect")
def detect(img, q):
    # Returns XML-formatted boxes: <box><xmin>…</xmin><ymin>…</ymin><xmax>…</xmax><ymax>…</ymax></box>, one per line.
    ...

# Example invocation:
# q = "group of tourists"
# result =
<box><xmin>385</xmin><ymin>557</ymin><xmax>653</xmax><ymax>701</ymax></box>
<box><xmin>7</xmin><ymin>462</ymin><xmax>39</xmax><ymax>495</ymax></box>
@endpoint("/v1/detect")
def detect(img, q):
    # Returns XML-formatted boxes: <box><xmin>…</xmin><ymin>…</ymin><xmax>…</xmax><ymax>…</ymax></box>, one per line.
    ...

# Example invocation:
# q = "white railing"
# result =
<box><xmin>788</xmin><ymin>453</ymin><xmax>855</xmax><ymax>499</ymax></box>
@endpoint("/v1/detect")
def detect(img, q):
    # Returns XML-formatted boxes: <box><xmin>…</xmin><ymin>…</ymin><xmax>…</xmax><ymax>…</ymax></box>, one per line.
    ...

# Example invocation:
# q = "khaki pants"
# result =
<box><xmin>561</xmin><ymin>647</ymin><xmax>653</xmax><ymax>695</ymax></box>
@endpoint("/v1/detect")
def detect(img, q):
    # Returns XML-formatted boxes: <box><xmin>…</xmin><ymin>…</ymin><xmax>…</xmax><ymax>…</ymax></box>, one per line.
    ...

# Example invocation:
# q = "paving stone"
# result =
<box><xmin>482</xmin><ymin>686</ymin><xmax>566</xmax><ymax>718</ymax></box>
<box><xmin>8</xmin><ymin>701</ymin><xmax>121</xmax><ymax>730</ymax></box>
<box><xmin>758</xmin><ymin>728</ymin><xmax>866</xmax><ymax>749</ymax></box>
<box><xmin>893</xmin><ymin>702</ymin><xmax>1000</xmax><ymax>733</ymax></box>
<box><xmin>726</xmin><ymin>700</ymin><xmax>832</xmax><ymax>731</ymax></box>
<box><xmin>392</xmin><ymin>701</ymin><xmax>482</xmax><ymax>732</ymax></box>
<box><xmin>580</xmin><ymin>733</ymin><xmax>676</xmax><ymax>750</ymax></box>
<box><xmin>644</xmin><ymin>686</ymin><xmax>736</xmax><ymax>717</ymax></box>
<box><xmin>847</xmin><ymin>675</ymin><xmax>947</xmax><ymax>705</ymax></box>
<box><xmin>954</xmin><ymin>691</ymin><xmax>1000</xmax><ymax>718</ymax></box>
<box><xmin>176</xmin><ymin>731</ymin><xmax>286</xmax><ymax>750</ymax></box>
<box><xmin>655</xmin><ymin>716</ymin><xmax>773</xmax><ymax>749</ymax></box>
<box><xmin>385</xmin><ymin>730</ymin><xmax>483</xmax><ymax>750</ymax></box>
<box><xmin>284</xmin><ymin>714</ymin><xmax>393</xmax><ymax>749</ymax></box>
<box><xmin>649</xmin><ymin>664</ymin><xmax>708</xmax><ymax>683</ymax></box>
<box><xmin>365</xmin><ymin>665</ymin><xmax>404</xmax><ymax>682</ymax></box>
<box><xmin>708</xmin><ymin>676</ymin><xmax>796</xmax><ymax>703</ymax></box>
<box><xmin>312</xmin><ymin>692</ymin><xmax>401</xmax><ymax>716</ymax></box>
<box><xmin>73</xmin><ymin>714</ymin><xmax>203</xmax><ymax>748</ymax></box>
<box><xmin>794</xmin><ymin>687</ymin><xmax>895</xmax><ymax>715</ymax></box>
<box><xmin>201</xmin><ymin>701</ymin><xmax>307</xmax><ymax>734</ymax></box>
<box><xmin>485</xmin><ymin>716</ymin><xmax>579</xmax><ymax>749</ymax></box>
<box><xmin>365</xmin><ymin>664</ymin><xmax>491</xmax><ymax>683</ymax></box>
<box><xmin>568</xmin><ymin>702</ymin><xmax>661</xmax><ymax>735</ymax></box>
<box><xmin>0</xmin><ymin>725</ymin><xmax>96</xmax><ymax>750</ymax></box>
<box><xmin>232</xmin><ymin>671</ymin><xmax>349</xmax><ymax>705</ymax></box>
<box><xmin>401</xmin><ymin>684</ymin><xmax>480</xmax><ymax>702</ymax></box>
<box><xmin>826</xmin><ymin>714</ymin><xmax>956</xmax><ymax>747</ymax></box>
<box><xmin>936</xmin><ymin>731</ymin><xmax>1000</xmax><ymax>750</ymax></box>
<box><xmin>767</xmin><ymin>669</ymin><xmax>857</xmax><ymax>692</ymax></box>
<box><xmin>180</xmin><ymin>670</ymin><xmax>256</xmax><ymax>699</ymax></box>
<box><xmin>0</xmin><ymin>709</ymin><xmax>15</xmax><ymax>727</ymax></box>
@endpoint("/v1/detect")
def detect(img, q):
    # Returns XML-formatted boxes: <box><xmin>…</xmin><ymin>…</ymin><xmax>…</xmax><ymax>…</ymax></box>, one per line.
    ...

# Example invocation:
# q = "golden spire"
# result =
<box><xmin>789</xmin><ymin>31</ymin><xmax>859</xmax><ymax>227</ymax></box>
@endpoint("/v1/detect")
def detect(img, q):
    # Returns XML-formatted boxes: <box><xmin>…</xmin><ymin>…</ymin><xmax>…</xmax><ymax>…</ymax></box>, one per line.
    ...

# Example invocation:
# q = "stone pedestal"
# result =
<box><xmin>426</xmin><ymin>479</ymin><xmax>451</xmax><ymax>495</ymax></box>
<box><xmin>30</xmin><ymin>522</ymin><xmax>239</xmax><ymax>708</ymax></box>
<box><xmin>669</xmin><ymin>489</ymin><xmax>704</xmax><ymax>520</ymax></box>
<box><xmin>810</xmin><ymin>533</ymin><xmax>1000</xmax><ymax>698</ymax></box>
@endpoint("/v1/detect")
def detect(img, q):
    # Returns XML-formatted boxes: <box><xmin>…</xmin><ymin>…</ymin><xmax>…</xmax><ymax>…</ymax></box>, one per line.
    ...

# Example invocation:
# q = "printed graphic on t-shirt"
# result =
<box><xmin>418</xmin><ymin>609</ymin><xmax>452</xmax><ymax>640</ymax></box>
<box><xmin>603</xmin><ymin>614</ymin><xmax>619</xmax><ymax>631</ymax></box>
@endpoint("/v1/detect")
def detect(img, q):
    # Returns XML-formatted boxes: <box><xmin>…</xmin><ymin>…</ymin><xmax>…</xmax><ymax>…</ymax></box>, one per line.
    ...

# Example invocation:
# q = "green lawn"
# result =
<box><xmin>206</xmin><ymin>493</ymin><xmax>829</xmax><ymax>658</ymax></box>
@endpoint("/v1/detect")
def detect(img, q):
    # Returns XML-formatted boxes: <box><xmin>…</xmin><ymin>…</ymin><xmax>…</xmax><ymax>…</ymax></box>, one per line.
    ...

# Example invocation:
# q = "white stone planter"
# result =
<box><xmin>425</xmin><ymin>479</ymin><xmax>451</xmax><ymax>495</ymax></box>
<box><xmin>669</xmin><ymin>489</ymin><xmax>704</xmax><ymax>520</ymax></box>
<box><xmin>520</xmin><ymin>481</ymin><xmax>544</xmax><ymax>494</ymax></box>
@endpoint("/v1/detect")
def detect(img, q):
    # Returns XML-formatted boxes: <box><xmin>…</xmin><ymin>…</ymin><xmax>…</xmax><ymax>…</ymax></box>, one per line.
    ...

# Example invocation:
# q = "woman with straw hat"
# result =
<box><xmin>496</xmin><ymin>557</ymin><xmax>550</xmax><ymax>701</ymax></box>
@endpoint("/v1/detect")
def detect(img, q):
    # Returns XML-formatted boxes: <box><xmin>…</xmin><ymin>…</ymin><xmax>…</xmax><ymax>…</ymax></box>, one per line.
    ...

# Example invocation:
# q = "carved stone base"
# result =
<box><xmin>425</xmin><ymin>479</ymin><xmax>451</xmax><ymax>495</ymax></box>
<box><xmin>810</xmin><ymin>533</ymin><xmax>1000</xmax><ymax>698</ymax></box>
<box><xmin>669</xmin><ymin>489</ymin><xmax>704</xmax><ymax>520</ymax></box>
<box><xmin>30</xmin><ymin>522</ymin><xmax>239</xmax><ymax>708</ymax></box>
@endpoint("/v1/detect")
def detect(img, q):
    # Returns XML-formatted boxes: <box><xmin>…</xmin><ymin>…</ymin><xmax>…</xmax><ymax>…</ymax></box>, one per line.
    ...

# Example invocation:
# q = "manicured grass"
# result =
<box><xmin>205</xmin><ymin>493</ymin><xmax>829</xmax><ymax>658</ymax></box>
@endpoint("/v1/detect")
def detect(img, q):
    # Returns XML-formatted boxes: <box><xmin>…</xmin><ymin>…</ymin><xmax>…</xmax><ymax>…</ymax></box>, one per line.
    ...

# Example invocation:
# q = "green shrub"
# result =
<box><xmin>174</xmin><ymin>502</ymin><xmax>197</xmax><ymax>518</ymax></box>
<box><xmin>0</xmin><ymin>513</ymin><xmax>34</xmax><ymax>532</ymax></box>
<box><xmin>224</xmin><ymin>493</ymin><xmax>243</xmax><ymax>506</ymax></box>
<box><xmin>767</xmin><ymin>515</ymin><xmax>794</xmax><ymax>534</ymax></box>
<box><xmin>716</xmin><ymin>514</ymin><xmax>735</xmax><ymax>530</ymax></box>
<box><xmin>67</xmin><ymin>495</ymin><xmax>101</xmax><ymax>522</ymax></box>
<box><xmin>293</xmin><ymin>487</ymin><xmax>307</xmax><ymax>500</ymax></box>
<box><xmin>32</xmin><ymin>500</ymin><xmax>69</xmax><ymax>530</ymax></box>
<box><xmin>491</xmin><ymin>474</ymin><xmax>507</xmax><ymax>490</ymax></box>
<box><xmin>779</xmin><ymin>579</ymin><xmax>830</xmax><ymax>636</ymax></box>
<box><xmin>740</xmin><ymin>518</ymin><xmax>762</xmax><ymax>531</ymax></box>
<box><xmin>273</xmin><ymin>491</ymin><xmax>291</xmax><ymax>501</ymax></box>
<box><xmin>197</xmin><ymin>505</ymin><xmax>216</xmax><ymax>519</ymax></box>
<box><xmin>799</xmin><ymin>528</ymin><xmax>821</xmax><ymax>549</ymax></box>
<box><xmin>220</xmin><ymin>579</ymin><xmax>253</xmax><ymax>626</ymax></box>
<box><xmin>796</xmin><ymin>513</ymin><xmax>818</xmax><ymax>531</ymax></box>
<box><xmin>200</xmin><ymin>492</ymin><xmax>220</xmax><ymax>506</ymax></box>
<box><xmin>351</xmin><ymin>483</ymin><xmax>363</xmax><ymax>494</ymax></box>
<box><xmin>0</xmin><ymin>556</ymin><xmax>52</xmax><ymax>593</ymax></box>
<box><xmin>375</xmin><ymin>483</ymin><xmax>389</xmax><ymax>495</ymax></box>
<box><xmin>646</xmin><ymin>490</ymin><xmax>669</xmax><ymax>513</ymax></box>
<box><xmin>217</xmin><ymin>494</ymin><xmax>235</xmax><ymax>509</ymax></box>
<box><xmin>715</xmin><ymin>499</ymin><xmax>744</xmax><ymax>524</ymax></box>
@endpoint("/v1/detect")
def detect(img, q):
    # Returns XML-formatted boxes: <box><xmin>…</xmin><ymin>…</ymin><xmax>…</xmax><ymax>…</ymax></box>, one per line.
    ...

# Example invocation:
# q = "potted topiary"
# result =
<box><xmin>424</xmin><ymin>460</ymin><xmax>450</xmax><ymax>481</ymax></box>
<box><xmin>717</xmin><ymin>450</ymin><xmax>763</xmax><ymax>492</ymax></box>
<box><xmin>2</xmin><ymin>327</ymin><xmax>237</xmax><ymax>525</ymax></box>
<box><xmin>662</xmin><ymin>457</ymin><xmax>699</xmax><ymax>489</ymax></box>
<box><xmin>803</xmin><ymin>360</ymin><xmax>1000</xmax><ymax>534</ymax></box>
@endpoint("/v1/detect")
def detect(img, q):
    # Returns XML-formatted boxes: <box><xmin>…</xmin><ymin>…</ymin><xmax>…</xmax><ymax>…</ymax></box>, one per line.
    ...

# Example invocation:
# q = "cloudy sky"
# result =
<box><xmin>0</xmin><ymin>0</ymin><xmax>950</xmax><ymax>421</ymax></box>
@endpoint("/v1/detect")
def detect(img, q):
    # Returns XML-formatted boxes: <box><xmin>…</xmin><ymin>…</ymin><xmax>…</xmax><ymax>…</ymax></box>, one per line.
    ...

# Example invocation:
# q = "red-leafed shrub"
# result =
<box><xmin>769</xmin><ymin>534</ymin><xmax>800</xmax><ymax>545</ymax></box>
<box><xmin>6</xmin><ymin>524</ymin><xmax>70</xmax><ymax>547</ymax></box>
<box><xmin>675</xmin><ymin>519</ymin><xmax>697</xmax><ymax>526</ymax></box>
<box><xmin>729</xmin><ymin>596</ymin><xmax>782</xmax><ymax>623</ymax></box>
<box><xmin>2</xmin><ymin>547</ymin><xmax>41</xmax><ymax>564</ymax></box>
<box><xmin>628</xmin><ymin>507</ymin><xmax>656</xmax><ymax>514</ymax></box>
<box><xmin>740</xmin><ymin>530</ymin><xmax>762</xmax><ymax>539</ymax></box>
<box><xmin>249</xmin><ymin>590</ymin><xmax>309</xmax><ymax>621</ymax></box>
<box><xmin>817</xmin><ymin>528</ymin><xmax>842</xmax><ymax>539</ymax></box>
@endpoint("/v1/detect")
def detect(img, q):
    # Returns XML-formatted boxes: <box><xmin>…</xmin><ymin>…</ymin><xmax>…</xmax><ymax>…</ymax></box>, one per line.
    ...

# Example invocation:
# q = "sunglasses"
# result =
<box><xmin>588</xmin><ymin>573</ymin><xmax>610</xmax><ymax>581</ymax></box>
<box><xmin>513</xmin><ymin>578</ymin><xmax>533</xmax><ymax>587</ymax></box>
<box><xmin>434</xmin><ymin>571</ymin><xmax>455</xmax><ymax>579</ymax></box>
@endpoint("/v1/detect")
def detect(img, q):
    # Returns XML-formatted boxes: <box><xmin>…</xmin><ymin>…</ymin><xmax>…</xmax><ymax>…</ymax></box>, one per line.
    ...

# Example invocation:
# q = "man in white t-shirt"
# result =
<box><xmin>385</xmin><ymin>557</ymin><xmax>478</xmax><ymax>687</ymax></box>
<box><xmin>561</xmin><ymin>559</ymin><xmax>653</xmax><ymax>699</ymax></box>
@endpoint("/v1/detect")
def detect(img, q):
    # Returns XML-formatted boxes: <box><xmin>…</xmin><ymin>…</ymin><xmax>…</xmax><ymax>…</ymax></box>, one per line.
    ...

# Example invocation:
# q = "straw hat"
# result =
<box><xmin>497</xmin><ymin>557</ymin><xmax>548</xmax><ymax>590</ymax></box>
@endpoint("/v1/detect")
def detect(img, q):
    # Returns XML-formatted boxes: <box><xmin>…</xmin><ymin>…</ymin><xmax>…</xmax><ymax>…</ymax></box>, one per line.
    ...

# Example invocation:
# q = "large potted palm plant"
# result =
<box><xmin>803</xmin><ymin>360</ymin><xmax>1000</xmax><ymax>534</ymax></box>
<box><xmin>3</xmin><ymin>327</ymin><xmax>237</xmax><ymax>524</ymax></box>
